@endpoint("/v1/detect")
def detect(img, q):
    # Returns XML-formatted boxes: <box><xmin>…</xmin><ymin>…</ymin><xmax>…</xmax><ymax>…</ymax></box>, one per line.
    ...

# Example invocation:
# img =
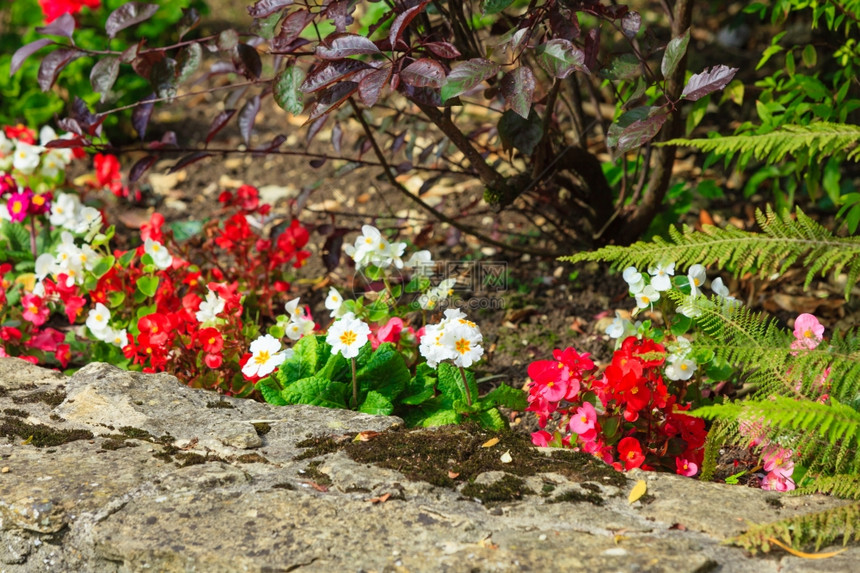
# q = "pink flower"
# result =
<box><xmin>21</xmin><ymin>294</ymin><xmax>49</xmax><ymax>326</ymax></box>
<box><xmin>6</xmin><ymin>191</ymin><xmax>30</xmax><ymax>223</ymax></box>
<box><xmin>377</xmin><ymin>317</ymin><xmax>404</xmax><ymax>344</ymax></box>
<box><xmin>531</xmin><ymin>430</ymin><xmax>553</xmax><ymax>447</ymax></box>
<box><xmin>762</xmin><ymin>472</ymin><xmax>796</xmax><ymax>492</ymax></box>
<box><xmin>675</xmin><ymin>457</ymin><xmax>698</xmax><ymax>477</ymax></box>
<box><xmin>569</xmin><ymin>402</ymin><xmax>597</xmax><ymax>440</ymax></box>
<box><xmin>27</xmin><ymin>328</ymin><xmax>64</xmax><ymax>352</ymax></box>
<box><xmin>792</xmin><ymin>313</ymin><xmax>824</xmax><ymax>349</ymax></box>
<box><xmin>761</xmin><ymin>446</ymin><xmax>794</xmax><ymax>479</ymax></box>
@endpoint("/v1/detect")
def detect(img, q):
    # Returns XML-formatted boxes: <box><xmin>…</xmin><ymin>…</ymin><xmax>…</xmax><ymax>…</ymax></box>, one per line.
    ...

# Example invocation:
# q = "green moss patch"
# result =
<box><xmin>344</xmin><ymin>424</ymin><xmax>626</xmax><ymax>490</ymax></box>
<box><xmin>549</xmin><ymin>489</ymin><xmax>604</xmax><ymax>505</ymax></box>
<box><xmin>101</xmin><ymin>438</ymin><xmax>139</xmax><ymax>451</ymax></box>
<box><xmin>252</xmin><ymin>422</ymin><xmax>271</xmax><ymax>436</ymax></box>
<box><xmin>2</xmin><ymin>408</ymin><xmax>29</xmax><ymax>418</ymax></box>
<box><xmin>300</xmin><ymin>460</ymin><xmax>332</xmax><ymax>486</ymax></box>
<box><xmin>462</xmin><ymin>475</ymin><xmax>534</xmax><ymax>504</ymax></box>
<box><xmin>206</xmin><ymin>400</ymin><xmax>235</xmax><ymax>409</ymax></box>
<box><xmin>236</xmin><ymin>453</ymin><xmax>270</xmax><ymax>464</ymax></box>
<box><xmin>294</xmin><ymin>435</ymin><xmax>351</xmax><ymax>461</ymax></box>
<box><xmin>12</xmin><ymin>389</ymin><xmax>66</xmax><ymax>408</ymax></box>
<box><xmin>0</xmin><ymin>417</ymin><xmax>93</xmax><ymax>447</ymax></box>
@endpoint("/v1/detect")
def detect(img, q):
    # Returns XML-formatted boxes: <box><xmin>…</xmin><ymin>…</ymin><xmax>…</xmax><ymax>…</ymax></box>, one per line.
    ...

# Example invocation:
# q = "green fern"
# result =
<box><xmin>663</xmin><ymin>122</ymin><xmax>860</xmax><ymax>164</ymax></box>
<box><xmin>729</xmin><ymin>500</ymin><xmax>860</xmax><ymax>554</ymax></box>
<box><xmin>694</xmin><ymin>397</ymin><xmax>860</xmax><ymax>476</ymax></box>
<box><xmin>796</xmin><ymin>475</ymin><xmax>860</xmax><ymax>500</ymax></box>
<box><xmin>670</xmin><ymin>292</ymin><xmax>860</xmax><ymax>402</ymax></box>
<box><xmin>563</xmin><ymin>206</ymin><xmax>860</xmax><ymax>299</ymax></box>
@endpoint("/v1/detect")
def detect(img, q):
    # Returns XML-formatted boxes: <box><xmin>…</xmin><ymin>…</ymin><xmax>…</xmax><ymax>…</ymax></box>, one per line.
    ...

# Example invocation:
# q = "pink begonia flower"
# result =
<box><xmin>792</xmin><ymin>313</ymin><xmax>824</xmax><ymax>349</ymax></box>
<box><xmin>531</xmin><ymin>430</ymin><xmax>553</xmax><ymax>447</ymax></box>
<box><xmin>761</xmin><ymin>445</ymin><xmax>794</xmax><ymax>479</ymax></box>
<box><xmin>26</xmin><ymin>328</ymin><xmax>64</xmax><ymax>352</ymax></box>
<box><xmin>675</xmin><ymin>457</ymin><xmax>698</xmax><ymax>477</ymax></box>
<box><xmin>569</xmin><ymin>402</ymin><xmax>597</xmax><ymax>439</ymax></box>
<box><xmin>21</xmin><ymin>294</ymin><xmax>49</xmax><ymax>326</ymax></box>
<box><xmin>762</xmin><ymin>472</ymin><xmax>796</xmax><ymax>492</ymax></box>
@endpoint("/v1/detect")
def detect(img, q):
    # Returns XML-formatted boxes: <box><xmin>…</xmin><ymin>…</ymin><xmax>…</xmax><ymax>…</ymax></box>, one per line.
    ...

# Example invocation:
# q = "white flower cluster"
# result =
<box><xmin>325</xmin><ymin>287</ymin><xmax>346</xmax><ymax>318</ymax></box>
<box><xmin>605</xmin><ymin>310</ymin><xmax>641</xmax><ymax>340</ymax></box>
<box><xmin>242</xmin><ymin>334</ymin><xmax>293</xmax><ymax>378</ymax></box>
<box><xmin>419</xmin><ymin>309</ymin><xmax>484</xmax><ymax>368</ymax></box>
<box><xmin>0</xmin><ymin>126</ymin><xmax>74</xmax><ymax>178</ymax></box>
<box><xmin>620</xmin><ymin>262</ymin><xmax>740</xmax><ymax>316</ymax></box>
<box><xmin>85</xmin><ymin>302</ymin><xmax>128</xmax><ymax>348</ymax></box>
<box><xmin>196</xmin><ymin>287</ymin><xmax>226</xmax><ymax>324</ymax></box>
<box><xmin>49</xmin><ymin>192</ymin><xmax>103</xmax><ymax>235</ymax></box>
<box><xmin>344</xmin><ymin>225</ymin><xmax>408</xmax><ymax>270</ymax></box>
<box><xmin>665</xmin><ymin>336</ymin><xmax>696</xmax><ymax>381</ymax></box>
<box><xmin>35</xmin><ymin>231</ymin><xmax>103</xmax><ymax>289</ymax></box>
<box><xmin>144</xmin><ymin>238</ymin><xmax>172</xmax><ymax>270</ymax></box>
<box><xmin>283</xmin><ymin>297</ymin><xmax>315</xmax><ymax>340</ymax></box>
<box><xmin>326</xmin><ymin>312</ymin><xmax>371</xmax><ymax>359</ymax></box>
<box><xmin>418</xmin><ymin>278</ymin><xmax>456</xmax><ymax>310</ymax></box>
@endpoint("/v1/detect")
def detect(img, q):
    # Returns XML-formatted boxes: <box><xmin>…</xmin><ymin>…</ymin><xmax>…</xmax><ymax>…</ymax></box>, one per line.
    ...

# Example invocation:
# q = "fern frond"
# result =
<box><xmin>796</xmin><ymin>475</ymin><xmax>860</xmax><ymax>500</ymax></box>
<box><xmin>563</xmin><ymin>206</ymin><xmax>860</xmax><ymax>299</ymax></box>
<box><xmin>729</xmin><ymin>500</ymin><xmax>860</xmax><ymax>554</ymax></box>
<box><xmin>693</xmin><ymin>397</ymin><xmax>860</xmax><ymax>475</ymax></box>
<box><xmin>671</xmin><ymin>292</ymin><xmax>860</xmax><ymax>401</ymax></box>
<box><xmin>663</xmin><ymin>122</ymin><xmax>860</xmax><ymax>164</ymax></box>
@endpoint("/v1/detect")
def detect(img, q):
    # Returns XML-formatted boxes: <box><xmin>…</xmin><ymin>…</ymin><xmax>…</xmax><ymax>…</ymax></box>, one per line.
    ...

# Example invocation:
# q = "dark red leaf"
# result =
<box><xmin>150</xmin><ymin>57</ymin><xmax>178</xmax><ymax>99</ymax></box>
<box><xmin>206</xmin><ymin>109</ymin><xmax>237</xmax><ymax>144</ymax></box>
<box><xmin>257</xmin><ymin>134</ymin><xmax>287</xmax><ymax>152</ymax></box>
<box><xmin>132</xmin><ymin>96</ymin><xmax>155</xmax><ymax>139</ymax></box>
<box><xmin>389</xmin><ymin>1</ymin><xmax>429</xmax><ymax>49</ymax></box>
<box><xmin>584</xmin><ymin>28</ymin><xmax>599</xmax><ymax>72</ymax></box>
<box><xmin>105</xmin><ymin>3</ymin><xmax>160</xmax><ymax>39</ymax></box>
<box><xmin>548</xmin><ymin>5</ymin><xmax>580</xmax><ymax>40</ymax></box>
<box><xmin>37</xmin><ymin>48</ymin><xmax>83</xmax><ymax>91</ymax></box>
<box><xmin>238</xmin><ymin>95</ymin><xmax>261</xmax><ymax>144</ymax></box>
<box><xmin>45</xmin><ymin>135</ymin><xmax>88</xmax><ymax>149</ymax></box>
<box><xmin>71</xmin><ymin>96</ymin><xmax>104</xmax><ymax>136</ymax></box>
<box><xmin>178</xmin><ymin>7</ymin><xmax>200</xmax><ymax>39</ymax></box>
<box><xmin>621</xmin><ymin>11</ymin><xmax>641</xmax><ymax>38</ymax></box>
<box><xmin>247</xmin><ymin>0</ymin><xmax>293</xmax><ymax>18</ymax></box>
<box><xmin>90</xmin><ymin>57</ymin><xmax>120</xmax><ymax>99</ymax></box>
<box><xmin>131</xmin><ymin>51</ymin><xmax>165</xmax><ymax>80</ymax></box>
<box><xmin>325</xmin><ymin>0</ymin><xmax>353</xmax><ymax>33</ymax></box>
<box><xmin>11</xmin><ymin>39</ymin><xmax>54</xmax><ymax>77</ymax></box>
<box><xmin>322</xmin><ymin>233</ymin><xmax>344</xmax><ymax>271</ymax></box>
<box><xmin>57</xmin><ymin>118</ymin><xmax>83</xmax><ymax>136</ymax></box>
<box><xmin>36</xmin><ymin>13</ymin><xmax>75</xmax><ymax>39</ymax></box>
<box><xmin>391</xmin><ymin>131</ymin><xmax>406</xmax><ymax>154</ymax></box>
<box><xmin>424</xmin><ymin>42</ymin><xmax>461</xmax><ymax>59</ymax></box>
<box><xmin>440</xmin><ymin>58</ymin><xmax>499</xmax><ymax>101</ymax></box>
<box><xmin>501</xmin><ymin>66</ymin><xmax>535</xmax><ymax>119</ymax></box>
<box><xmin>168</xmin><ymin>152</ymin><xmax>212</xmax><ymax>174</ymax></box>
<box><xmin>306</xmin><ymin>116</ymin><xmax>328</xmax><ymax>145</ymax></box>
<box><xmin>300</xmin><ymin>59</ymin><xmax>370</xmax><ymax>93</ymax></box>
<box><xmin>272</xmin><ymin>10</ymin><xmax>314</xmax><ymax>51</ymax></box>
<box><xmin>535</xmin><ymin>39</ymin><xmax>585</xmax><ymax>79</ymax></box>
<box><xmin>309</xmin><ymin>158</ymin><xmax>327</xmax><ymax>168</ymax></box>
<box><xmin>316</xmin><ymin>34</ymin><xmax>381</xmax><ymax>59</ymax></box>
<box><xmin>332</xmin><ymin>122</ymin><xmax>343</xmax><ymax>154</ymax></box>
<box><xmin>612</xmin><ymin>113</ymin><xmax>668</xmax><ymax>153</ymax></box>
<box><xmin>304</xmin><ymin>82</ymin><xmax>358</xmax><ymax>124</ymax></box>
<box><xmin>681</xmin><ymin>65</ymin><xmax>739</xmax><ymax>101</ymax></box>
<box><xmin>234</xmin><ymin>44</ymin><xmax>262</xmax><ymax>79</ymax></box>
<box><xmin>399</xmin><ymin>83</ymin><xmax>443</xmax><ymax>107</ymax></box>
<box><xmin>120</xmin><ymin>42</ymin><xmax>142</xmax><ymax>63</ymax></box>
<box><xmin>400</xmin><ymin>58</ymin><xmax>446</xmax><ymax>88</ymax></box>
<box><xmin>129</xmin><ymin>155</ymin><xmax>158</xmax><ymax>183</ymax></box>
<box><xmin>358</xmin><ymin>67</ymin><xmax>391</xmax><ymax>106</ymax></box>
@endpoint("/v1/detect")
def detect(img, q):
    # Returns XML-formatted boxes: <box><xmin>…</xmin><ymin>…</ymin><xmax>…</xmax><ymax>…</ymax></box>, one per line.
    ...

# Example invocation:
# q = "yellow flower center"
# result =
<box><xmin>580</xmin><ymin>415</ymin><xmax>587</xmax><ymax>423</ymax></box>
<box><xmin>680</xmin><ymin>363</ymin><xmax>688</xmax><ymax>371</ymax></box>
<box><xmin>340</xmin><ymin>330</ymin><xmax>357</xmax><ymax>346</ymax></box>
<box><xmin>641</xmin><ymin>296</ymin><xmax>650</xmax><ymax>304</ymax></box>
<box><xmin>11</xmin><ymin>202</ymin><xmax>22</xmax><ymax>214</ymax></box>
<box><xmin>33</xmin><ymin>196</ymin><xmax>45</xmax><ymax>206</ymax></box>
<box><xmin>28</xmin><ymin>304</ymin><xmax>38</xmax><ymax>314</ymax></box>
<box><xmin>254</xmin><ymin>350</ymin><xmax>271</xmax><ymax>365</ymax></box>
<box><xmin>208</xmin><ymin>337</ymin><xmax>216</xmax><ymax>345</ymax></box>
<box><xmin>95</xmin><ymin>314</ymin><xmax>103</xmax><ymax>321</ymax></box>
<box><xmin>804</xmin><ymin>329</ymin><xmax>814</xmax><ymax>338</ymax></box>
<box><xmin>455</xmin><ymin>338</ymin><xmax>471</xmax><ymax>354</ymax></box>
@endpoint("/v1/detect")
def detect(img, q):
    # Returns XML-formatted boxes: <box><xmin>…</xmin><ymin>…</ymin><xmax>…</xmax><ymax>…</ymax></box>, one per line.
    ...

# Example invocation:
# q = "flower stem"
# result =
<box><xmin>29</xmin><ymin>218</ymin><xmax>38</xmax><ymax>259</ymax></box>
<box><xmin>351</xmin><ymin>357</ymin><xmax>358</xmax><ymax>410</ymax></box>
<box><xmin>458</xmin><ymin>366</ymin><xmax>473</xmax><ymax>407</ymax></box>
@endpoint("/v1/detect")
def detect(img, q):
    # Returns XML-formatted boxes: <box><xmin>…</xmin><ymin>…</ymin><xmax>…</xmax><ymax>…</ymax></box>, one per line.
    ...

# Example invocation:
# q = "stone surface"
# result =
<box><xmin>0</xmin><ymin>357</ymin><xmax>857</xmax><ymax>572</ymax></box>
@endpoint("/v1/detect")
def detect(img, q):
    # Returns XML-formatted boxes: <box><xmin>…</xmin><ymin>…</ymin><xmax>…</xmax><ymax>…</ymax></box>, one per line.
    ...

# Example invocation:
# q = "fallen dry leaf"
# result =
<box><xmin>448</xmin><ymin>471</ymin><xmax>460</xmax><ymax>479</ymax></box>
<box><xmin>307</xmin><ymin>482</ymin><xmax>328</xmax><ymax>493</ymax></box>
<box><xmin>354</xmin><ymin>431</ymin><xmax>381</xmax><ymax>442</ymax></box>
<box><xmin>628</xmin><ymin>480</ymin><xmax>647</xmax><ymax>504</ymax></box>
<box><xmin>500</xmin><ymin>451</ymin><xmax>512</xmax><ymax>464</ymax></box>
<box><xmin>367</xmin><ymin>493</ymin><xmax>391</xmax><ymax>504</ymax></box>
<box><xmin>481</xmin><ymin>437</ymin><xmax>500</xmax><ymax>448</ymax></box>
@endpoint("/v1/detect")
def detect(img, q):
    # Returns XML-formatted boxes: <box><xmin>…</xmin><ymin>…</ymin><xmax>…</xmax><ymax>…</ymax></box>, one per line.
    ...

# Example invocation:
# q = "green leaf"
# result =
<box><xmin>535</xmin><ymin>39</ymin><xmax>586</xmax><ymax>79</ymax></box>
<box><xmin>107</xmin><ymin>290</ymin><xmax>126</xmax><ymax>308</ymax></box>
<box><xmin>601</xmin><ymin>53</ymin><xmax>640</xmax><ymax>81</ymax></box>
<box><xmin>136</xmin><ymin>275</ymin><xmax>159</xmax><ymax>297</ymax></box>
<box><xmin>440</xmin><ymin>58</ymin><xmax>499</xmax><ymax>102</ymax></box>
<box><xmin>118</xmin><ymin>250</ymin><xmax>136</xmax><ymax>266</ymax></box>
<box><xmin>277</xmin><ymin>335</ymin><xmax>321</xmax><ymax>386</ymax></box>
<box><xmin>168</xmin><ymin>220</ymin><xmax>204</xmax><ymax>242</ymax></box>
<box><xmin>480</xmin><ymin>384</ymin><xmax>527</xmax><ymax>410</ymax></box>
<box><xmin>671</xmin><ymin>314</ymin><xmax>693</xmax><ymax>335</ymax></box>
<box><xmin>359</xmin><ymin>390</ymin><xmax>394</xmax><ymax>416</ymax></box>
<box><xmin>662</xmin><ymin>29</ymin><xmax>690</xmax><ymax>78</ymax></box>
<box><xmin>498</xmin><ymin>109</ymin><xmax>543</xmax><ymax>156</ymax></box>
<box><xmin>401</xmin><ymin>363</ymin><xmax>437</xmax><ymax>405</ymax></box>
<box><xmin>91</xmin><ymin>255</ymin><xmax>115</xmax><ymax>279</ymax></box>
<box><xmin>257</xmin><ymin>377</ymin><xmax>287</xmax><ymax>406</ymax></box>
<box><xmin>356</xmin><ymin>342</ymin><xmax>410</xmax><ymax>400</ymax></box>
<box><xmin>802</xmin><ymin>44</ymin><xmax>817</xmax><ymax>68</ymax></box>
<box><xmin>481</xmin><ymin>0</ymin><xmax>514</xmax><ymax>15</ymax></box>
<box><xmin>421</xmin><ymin>409</ymin><xmax>460</xmax><ymax>427</ymax></box>
<box><xmin>476</xmin><ymin>407</ymin><xmax>505</xmax><ymax>431</ymax></box>
<box><xmin>281</xmin><ymin>376</ymin><xmax>349</xmax><ymax>408</ymax></box>
<box><xmin>274</xmin><ymin>66</ymin><xmax>306</xmax><ymax>115</ymax></box>
<box><xmin>437</xmin><ymin>362</ymin><xmax>478</xmax><ymax>405</ymax></box>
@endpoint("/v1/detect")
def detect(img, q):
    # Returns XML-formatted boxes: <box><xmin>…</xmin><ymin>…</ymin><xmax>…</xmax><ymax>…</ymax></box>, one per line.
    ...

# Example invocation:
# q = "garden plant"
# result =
<box><xmin>1</xmin><ymin>0</ymin><xmax>860</xmax><ymax>558</ymax></box>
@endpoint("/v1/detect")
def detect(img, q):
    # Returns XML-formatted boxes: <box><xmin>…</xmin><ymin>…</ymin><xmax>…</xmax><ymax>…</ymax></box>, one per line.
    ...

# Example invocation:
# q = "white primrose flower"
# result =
<box><xmin>666</xmin><ymin>356</ymin><xmax>697</xmax><ymax>381</ymax></box>
<box><xmin>419</xmin><ymin>278</ymin><xmax>457</xmax><ymax>310</ymax></box>
<box><xmin>648</xmin><ymin>262</ymin><xmax>675</xmax><ymax>291</ymax></box>
<box><xmin>635</xmin><ymin>285</ymin><xmax>660</xmax><ymax>309</ymax></box>
<box><xmin>144</xmin><ymin>238</ymin><xmax>172</xmax><ymax>270</ymax></box>
<box><xmin>86</xmin><ymin>303</ymin><xmax>112</xmax><ymax>339</ymax></box>
<box><xmin>35</xmin><ymin>253</ymin><xmax>56</xmax><ymax>281</ymax></box>
<box><xmin>196</xmin><ymin>288</ymin><xmax>226</xmax><ymax>323</ymax></box>
<box><xmin>622</xmin><ymin>266</ymin><xmax>646</xmax><ymax>294</ymax></box>
<box><xmin>325</xmin><ymin>287</ymin><xmax>346</xmax><ymax>318</ymax></box>
<box><xmin>285</xmin><ymin>316</ymin><xmax>315</xmax><ymax>341</ymax></box>
<box><xmin>242</xmin><ymin>334</ymin><xmax>288</xmax><ymax>378</ymax></box>
<box><xmin>11</xmin><ymin>142</ymin><xmax>42</xmax><ymax>175</ymax></box>
<box><xmin>326</xmin><ymin>312</ymin><xmax>371</xmax><ymax>359</ymax></box>
<box><xmin>442</xmin><ymin>321</ymin><xmax>484</xmax><ymax>368</ymax></box>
